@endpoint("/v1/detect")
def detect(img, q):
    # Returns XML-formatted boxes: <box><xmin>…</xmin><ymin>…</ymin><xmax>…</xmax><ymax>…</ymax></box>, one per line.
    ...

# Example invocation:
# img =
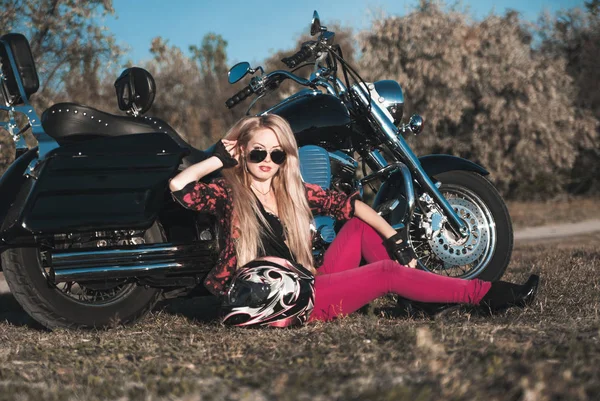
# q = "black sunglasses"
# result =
<box><xmin>248</xmin><ymin>149</ymin><xmax>286</xmax><ymax>165</ymax></box>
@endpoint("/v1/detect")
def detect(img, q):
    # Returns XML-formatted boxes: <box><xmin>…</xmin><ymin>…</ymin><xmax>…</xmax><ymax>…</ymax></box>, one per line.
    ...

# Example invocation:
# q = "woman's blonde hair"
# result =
<box><xmin>221</xmin><ymin>115</ymin><xmax>314</xmax><ymax>272</ymax></box>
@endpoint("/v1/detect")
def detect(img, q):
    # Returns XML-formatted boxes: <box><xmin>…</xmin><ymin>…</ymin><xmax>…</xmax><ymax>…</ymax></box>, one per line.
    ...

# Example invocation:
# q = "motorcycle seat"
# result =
<box><xmin>41</xmin><ymin>102</ymin><xmax>208</xmax><ymax>166</ymax></box>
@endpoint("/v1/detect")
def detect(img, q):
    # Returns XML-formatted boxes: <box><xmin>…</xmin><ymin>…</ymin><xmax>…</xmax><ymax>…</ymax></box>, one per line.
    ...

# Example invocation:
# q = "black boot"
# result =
<box><xmin>479</xmin><ymin>274</ymin><xmax>540</xmax><ymax>313</ymax></box>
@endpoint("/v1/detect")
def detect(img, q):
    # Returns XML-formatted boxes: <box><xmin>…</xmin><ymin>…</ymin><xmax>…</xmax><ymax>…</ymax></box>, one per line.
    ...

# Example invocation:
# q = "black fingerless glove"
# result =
<box><xmin>383</xmin><ymin>231</ymin><xmax>416</xmax><ymax>266</ymax></box>
<box><xmin>212</xmin><ymin>140</ymin><xmax>238</xmax><ymax>169</ymax></box>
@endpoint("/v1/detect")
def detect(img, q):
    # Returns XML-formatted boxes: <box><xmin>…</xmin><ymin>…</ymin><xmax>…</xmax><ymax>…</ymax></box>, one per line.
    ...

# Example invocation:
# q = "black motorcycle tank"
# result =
<box><xmin>18</xmin><ymin>133</ymin><xmax>187</xmax><ymax>234</ymax></box>
<box><xmin>269</xmin><ymin>91</ymin><xmax>352</xmax><ymax>149</ymax></box>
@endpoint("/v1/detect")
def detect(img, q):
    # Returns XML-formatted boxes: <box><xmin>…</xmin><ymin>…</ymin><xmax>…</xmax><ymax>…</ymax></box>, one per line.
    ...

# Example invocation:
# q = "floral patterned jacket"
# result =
<box><xmin>171</xmin><ymin>177</ymin><xmax>359</xmax><ymax>296</ymax></box>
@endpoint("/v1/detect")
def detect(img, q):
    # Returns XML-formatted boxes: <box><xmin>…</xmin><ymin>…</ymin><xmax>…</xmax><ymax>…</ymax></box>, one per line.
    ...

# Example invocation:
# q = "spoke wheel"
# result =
<box><xmin>1</xmin><ymin>223</ymin><xmax>164</xmax><ymax>329</ymax></box>
<box><xmin>48</xmin><ymin>276</ymin><xmax>137</xmax><ymax>305</ymax></box>
<box><xmin>409</xmin><ymin>171</ymin><xmax>513</xmax><ymax>282</ymax></box>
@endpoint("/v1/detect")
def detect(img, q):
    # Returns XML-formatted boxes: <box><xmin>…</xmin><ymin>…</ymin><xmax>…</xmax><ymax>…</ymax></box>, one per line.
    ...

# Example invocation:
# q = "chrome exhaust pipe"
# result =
<box><xmin>50</xmin><ymin>243</ymin><xmax>216</xmax><ymax>283</ymax></box>
<box><xmin>53</xmin><ymin>261</ymin><xmax>195</xmax><ymax>282</ymax></box>
<box><xmin>52</xmin><ymin>244</ymin><xmax>189</xmax><ymax>266</ymax></box>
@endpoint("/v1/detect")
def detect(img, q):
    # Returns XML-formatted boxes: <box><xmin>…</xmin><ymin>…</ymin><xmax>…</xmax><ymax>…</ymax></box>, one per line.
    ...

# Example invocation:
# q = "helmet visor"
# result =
<box><xmin>226</xmin><ymin>280</ymin><xmax>271</xmax><ymax>308</ymax></box>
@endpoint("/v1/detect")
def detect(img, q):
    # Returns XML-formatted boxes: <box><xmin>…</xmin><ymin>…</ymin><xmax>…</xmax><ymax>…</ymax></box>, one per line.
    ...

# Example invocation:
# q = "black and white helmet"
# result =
<box><xmin>222</xmin><ymin>257</ymin><xmax>315</xmax><ymax>327</ymax></box>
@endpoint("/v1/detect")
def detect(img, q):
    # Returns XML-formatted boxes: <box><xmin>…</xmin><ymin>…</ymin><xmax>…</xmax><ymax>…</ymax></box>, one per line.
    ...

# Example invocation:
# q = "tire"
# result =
<box><xmin>1</xmin><ymin>224</ymin><xmax>163</xmax><ymax>330</ymax></box>
<box><xmin>410</xmin><ymin>170</ymin><xmax>513</xmax><ymax>282</ymax></box>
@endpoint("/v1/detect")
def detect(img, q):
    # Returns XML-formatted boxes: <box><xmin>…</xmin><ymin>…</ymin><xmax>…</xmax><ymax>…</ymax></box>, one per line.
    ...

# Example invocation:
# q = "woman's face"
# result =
<box><xmin>244</xmin><ymin>128</ymin><xmax>284</xmax><ymax>182</ymax></box>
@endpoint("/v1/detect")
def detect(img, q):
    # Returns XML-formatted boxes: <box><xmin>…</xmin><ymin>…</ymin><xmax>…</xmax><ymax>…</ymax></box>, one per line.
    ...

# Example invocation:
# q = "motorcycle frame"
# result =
<box><xmin>248</xmin><ymin>61</ymin><xmax>484</xmax><ymax>238</ymax></box>
<box><xmin>0</xmin><ymin>38</ymin><xmax>213</xmax><ymax>286</ymax></box>
<box><xmin>349</xmin><ymin>83</ymin><xmax>470</xmax><ymax>238</ymax></box>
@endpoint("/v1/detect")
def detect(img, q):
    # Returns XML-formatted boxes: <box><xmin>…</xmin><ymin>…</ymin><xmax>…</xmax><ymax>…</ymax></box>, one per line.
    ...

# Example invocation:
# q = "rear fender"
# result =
<box><xmin>0</xmin><ymin>147</ymin><xmax>38</xmax><ymax>248</ymax></box>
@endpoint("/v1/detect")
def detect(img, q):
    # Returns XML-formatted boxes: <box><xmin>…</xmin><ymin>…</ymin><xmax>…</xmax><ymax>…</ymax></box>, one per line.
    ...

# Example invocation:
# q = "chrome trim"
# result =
<box><xmin>360</xmin><ymin>162</ymin><xmax>400</xmax><ymax>184</ymax></box>
<box><xmin>53</xmin><ymin>262</ymin><xmax>188</xmax><ymax>282</ymax></box>
<box><xmin>328</xmin><ymin>151</ymin><xmax>357</xmax><ymax>169</ymax></box>
<box><xmin>397</xmin><ymin>163</ymin><xmax>416</xmax><ymax>222</ymax></box>
<box><xmin>0</xmin><ymin>39</ymin><xmax>58</xmax><ymax>163</ymax></box>
<box><xmin>373</xmin><ymin>80</ymin><xmax>404</xmax><ymax>126</ymax></box>
<box><xmin>310</xmin><ymin>67</ymin><xmax>337</xmax><ymax>95</ymax></box>
<box><xmin>401</xmin><ymin>114</ymin><xmax>423</xmax><ymax>135</ymax></box>
<box><xmin>363</xmin><ymin>162</ymin><xmax>415</xmax><ymax>225</ymax></box>
<box><xmin>352</xmin><ymin>83</ymin><xmax>469</xmax><ymax>237</ymax></box>
<box><xmin>371</xmin><ymin>150</ymin><xmax>388</xmax><ymax>169</ymax></box>
<box><xmin>392</xmin><ymin>223</ymin><xmax>405</xmax><ymax>231</ymax></box>
<box><xmin>311</xmin><ymin>10</ymin><xmax>322</xmax><ymax>36</ymax></box>
<box><xmin>317</xmin><ymin>80</ymin><xmax>336</xmax><ymax>95</ymax></box>
<box><xmin>334</xmin><ymin>77</ymin><xmax>348</xmax><ymax>95</ymax></box>
<box><xmin>50</xmin><ymin>242</ymin><xmax>215</xmax><ymax>283</ymax></box>
<box><xmin>269</xmin><ymin>70</ymin><xmax>313</xmax><ymax>87</ymax></box>
<box><xmin>51</xmin><ymin>244</ymin><xmax>186</xmax><ymax>266</ymax></box>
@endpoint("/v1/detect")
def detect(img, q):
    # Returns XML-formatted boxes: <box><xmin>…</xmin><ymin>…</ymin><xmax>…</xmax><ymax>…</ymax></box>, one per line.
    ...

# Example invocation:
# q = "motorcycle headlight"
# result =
<box><xmin>373</xmin><ymin>80</ymin><xmax>404</xmax><ymax>127</ymax></box>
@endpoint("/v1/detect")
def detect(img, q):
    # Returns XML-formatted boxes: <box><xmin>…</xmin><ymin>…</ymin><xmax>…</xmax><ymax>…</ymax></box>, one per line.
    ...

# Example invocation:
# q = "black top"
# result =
<box><xmin>255</xmin><ymin>198</ymin><xmax>295</xmax><ymax>262</ymax></box>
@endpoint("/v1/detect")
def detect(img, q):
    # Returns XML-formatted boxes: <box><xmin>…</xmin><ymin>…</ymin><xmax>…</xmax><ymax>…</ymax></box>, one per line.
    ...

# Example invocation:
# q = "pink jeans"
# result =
<box><xmin>309</xmin><ymin>218</ymin><xmax>492</xmax><ymax>321</ymax></box>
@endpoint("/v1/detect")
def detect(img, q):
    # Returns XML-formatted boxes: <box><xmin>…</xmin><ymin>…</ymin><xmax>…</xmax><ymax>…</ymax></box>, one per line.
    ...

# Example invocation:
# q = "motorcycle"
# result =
<box><xmin>0</xmin><ymin>11</ymin><xmax>512</xmax><ymax>329</ymax></box>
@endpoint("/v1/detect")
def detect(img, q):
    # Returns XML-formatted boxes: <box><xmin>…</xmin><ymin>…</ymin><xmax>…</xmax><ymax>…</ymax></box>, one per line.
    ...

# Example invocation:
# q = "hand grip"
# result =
<box><xmin>281</xmin><ymin>45</ymin><xmax>313</xmax><ymax>69</ymax></box>
<box><xmin>225</xmin><ymin>85</ymin><xmax>253</xmax><ymax>109</ymax></box>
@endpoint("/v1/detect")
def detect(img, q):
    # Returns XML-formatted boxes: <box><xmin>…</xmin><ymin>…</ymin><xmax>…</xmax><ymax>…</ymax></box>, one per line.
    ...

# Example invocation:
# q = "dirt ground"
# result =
<box><xmin>0</xmin><ymin>231</ymin><xmax>598</xmax><ymax>400</ymax></box>
<box><xmin>507</xmin><ymin>196</ymin><xmax>600</xmax><ymax>228</ymax></box>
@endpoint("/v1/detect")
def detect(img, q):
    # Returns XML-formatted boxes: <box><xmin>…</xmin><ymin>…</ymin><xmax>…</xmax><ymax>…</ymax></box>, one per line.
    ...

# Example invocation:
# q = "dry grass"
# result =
<box><xmin>507</xmin><ymin>196</ymin><xmax>600</xmax><ymax>228</ymax></box>
<box><xmin>1</xmin><ymin>232</ymin><xmax>599</xmax><ymax>400</ymax></box>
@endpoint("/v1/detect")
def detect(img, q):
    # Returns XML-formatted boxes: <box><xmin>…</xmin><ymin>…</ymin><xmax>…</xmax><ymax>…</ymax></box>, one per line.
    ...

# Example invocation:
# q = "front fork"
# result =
<box><xmin>352</xmin><ymin>84</ymin><xmax>469</xmax><ymax>239</ymax></box>
<box><xmin>361</xmin><ymin>158</ymin><xmax>415</xmax><ymax>231</ymax></box>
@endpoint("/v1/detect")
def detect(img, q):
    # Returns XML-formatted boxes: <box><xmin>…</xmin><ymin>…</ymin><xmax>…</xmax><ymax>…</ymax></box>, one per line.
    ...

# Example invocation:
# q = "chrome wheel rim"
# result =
<box><xmin>39</xmin><ymin>251</ymin><xmax>138</xmax><ymax>306</ymax></box>
<box><xmin>53</xmin><ymin>280</ymin><xmax>137</xmax><ymax>305</ymax></box>
<box><xmin>410</xmin><ymin>185</ymin><xmax>497</xmax><ymax>278</ymax></box>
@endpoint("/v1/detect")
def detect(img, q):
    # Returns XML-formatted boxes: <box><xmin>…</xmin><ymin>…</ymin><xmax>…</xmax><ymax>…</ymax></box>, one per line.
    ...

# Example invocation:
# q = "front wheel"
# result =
<box><xmin>1</xmin><ymin>224</ymin><xmax>164</xmax><ymax>329</ymax></box>
<box><xmin>409</xmin><ymin>171</ymin><xmax>513</xmax><ymax>282</ymax></box>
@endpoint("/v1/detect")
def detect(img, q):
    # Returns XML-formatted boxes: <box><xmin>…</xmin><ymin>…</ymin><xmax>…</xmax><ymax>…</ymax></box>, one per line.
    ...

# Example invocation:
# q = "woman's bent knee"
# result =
<box><xmin>372</xmin><ymin>260</ymin><xmax>402</xmax><ymax>275</ymax></box>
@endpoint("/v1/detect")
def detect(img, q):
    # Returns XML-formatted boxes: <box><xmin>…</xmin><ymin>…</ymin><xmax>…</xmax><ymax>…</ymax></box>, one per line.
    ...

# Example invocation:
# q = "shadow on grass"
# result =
<box><xmin>0</xmin><ymin>292</ymin><xmax>44</xmax><ymax>329</ymax></box>
<box><xmin>155</xmin><ymin>295</ymin><xmax>223</xmax><ymax>323</ymax></box>
<box><xmin>0</xmin><ymin>288</ymin><xmax>222</xmax><ymax>329</ymax></box>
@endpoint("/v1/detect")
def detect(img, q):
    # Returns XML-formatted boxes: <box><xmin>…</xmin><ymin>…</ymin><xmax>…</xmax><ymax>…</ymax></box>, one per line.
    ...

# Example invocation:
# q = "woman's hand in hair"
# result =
<box><xmin>221</xmin><ymin>139</ymin><xmax>239</xmax><ymax>163</ymax></box>
<box><xmin>169</xmin><ymin>141</ymin><xmax>237</xmax><ymax>192</ymax></box>
<box><xmin>212</xmin><ymin>139</ymin><xmax>239</xmax><ymax>169</ymax></box>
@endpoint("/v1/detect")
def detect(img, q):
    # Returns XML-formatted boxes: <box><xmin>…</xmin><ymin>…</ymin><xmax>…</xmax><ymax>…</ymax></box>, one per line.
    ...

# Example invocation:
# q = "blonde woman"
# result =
<box><xmin>169</xmin><ymin>114</ymin><xmax>538</xmax><ymax>322</ymax></box>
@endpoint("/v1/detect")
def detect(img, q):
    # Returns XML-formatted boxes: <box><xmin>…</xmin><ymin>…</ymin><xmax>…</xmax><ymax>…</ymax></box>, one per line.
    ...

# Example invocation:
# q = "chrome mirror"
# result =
<box><xmin>311</xmin><ymin>11</ymin><xmax>321</xmax><ymax>36</ymax></box>
<box><xmin>228</xmin><ymin>62</ymin><xmax>251</xmax><ymax>84</ymax></box>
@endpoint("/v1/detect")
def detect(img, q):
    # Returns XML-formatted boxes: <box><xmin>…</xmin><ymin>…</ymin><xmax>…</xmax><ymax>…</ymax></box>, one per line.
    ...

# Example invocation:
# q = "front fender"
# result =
<box><xmin>418</xmin><ymin>154</ymin><xmax>489</xmax><ymax>177</ymax></box>
<box><xmin>372</xmin><ymin>155</ymin><xmax>488</xmax><ymax>225</ymax></box>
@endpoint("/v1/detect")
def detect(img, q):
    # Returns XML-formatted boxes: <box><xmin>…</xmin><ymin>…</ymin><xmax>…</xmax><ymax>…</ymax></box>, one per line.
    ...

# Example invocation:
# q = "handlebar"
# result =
<box><xmin>225</xmin><ymin>84</ymin><xmax>254</xmax><ymax>109</ymax></box>
<box><xmin>225</xmin><ymin>71</ymin><xmax>315</xmax><ymax>109</ymax></box>
<box><xmin>266</xmin><ymin>70</ymin><xmax>313</xmax><ymax>87</ymax></box>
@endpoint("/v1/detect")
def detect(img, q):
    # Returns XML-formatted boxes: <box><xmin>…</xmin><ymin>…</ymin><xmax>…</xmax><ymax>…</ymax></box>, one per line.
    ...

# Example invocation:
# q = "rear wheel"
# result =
<box><xmin>1</xmin><ymin>224</ymin><xmax>163</xmax><ymax>329</ymax></box>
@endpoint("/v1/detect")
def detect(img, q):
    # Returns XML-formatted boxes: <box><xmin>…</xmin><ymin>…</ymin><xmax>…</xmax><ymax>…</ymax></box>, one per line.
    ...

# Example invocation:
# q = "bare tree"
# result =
<box><xmin>1</xmin><ymin>0</ymin><xmax>120</xmax><ymax>173</ymax></box>
<box><xmin>360</xmin><ymin>0</ymin><xmax>598</xmax><ymax>198</ymax></box>
<box><xmin>538</xmin><ymin>1</ymin><xmax>600</xmax><ymax>193</ymax></box>
<box><xmin>140</xmin><ymin>35</ymin><xmax>244</xmax><ymax>150</ymax></box>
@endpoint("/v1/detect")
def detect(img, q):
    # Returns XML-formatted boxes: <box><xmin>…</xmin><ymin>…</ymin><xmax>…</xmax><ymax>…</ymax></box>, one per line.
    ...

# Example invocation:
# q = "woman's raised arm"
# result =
<box><xmin>169</xmin><ymin>139</ymin><xmax>238</xmax><ymax>191</ymax></box>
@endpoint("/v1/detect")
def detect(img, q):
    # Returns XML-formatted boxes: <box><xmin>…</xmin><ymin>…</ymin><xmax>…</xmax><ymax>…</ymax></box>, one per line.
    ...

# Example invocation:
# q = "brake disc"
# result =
<box><xmin>428</xmin><ymin>198</ymin><xmax>490</xmax><ymax>266</ymax></box>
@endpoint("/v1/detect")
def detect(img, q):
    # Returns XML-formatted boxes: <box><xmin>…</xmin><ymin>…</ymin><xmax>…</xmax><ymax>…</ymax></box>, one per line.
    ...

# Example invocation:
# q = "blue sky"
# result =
<box><xmin>104</xmin><ymin>0</ymin><xmax>585</xmax><ymax>67</ymax></box>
